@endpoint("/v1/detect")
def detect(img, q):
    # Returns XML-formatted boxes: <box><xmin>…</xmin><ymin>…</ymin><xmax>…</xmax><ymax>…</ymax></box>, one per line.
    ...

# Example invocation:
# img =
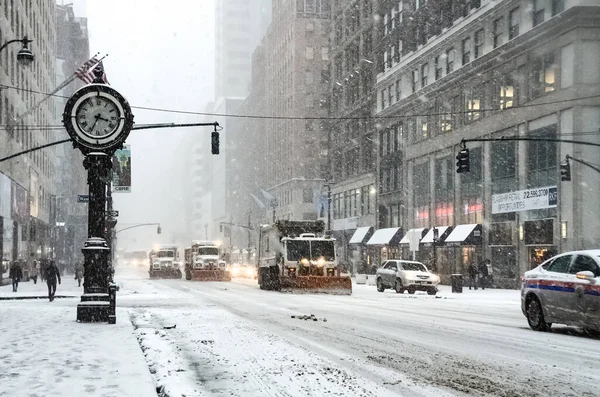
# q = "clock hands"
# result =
<box><xmin>90</xmin><ymin>114</ymin><xmax>100</xmax><ymax>132</ymax></box>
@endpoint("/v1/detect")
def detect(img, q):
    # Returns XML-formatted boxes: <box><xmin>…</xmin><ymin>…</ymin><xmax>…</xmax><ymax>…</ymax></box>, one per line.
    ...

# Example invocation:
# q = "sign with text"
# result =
<box><xmin>112</xmin><ymin>145</ymin><xmax>131</xmax><ymax>192</ymax></box>
<box><xmin>77</xmin><ymin>195</ymin><xmax>89</xmax><ymax>203</ymax></box>
<box><xmin>492</xmin><ymin>186</ymin><xmax>557</xmax><ymax>214</ymax></box>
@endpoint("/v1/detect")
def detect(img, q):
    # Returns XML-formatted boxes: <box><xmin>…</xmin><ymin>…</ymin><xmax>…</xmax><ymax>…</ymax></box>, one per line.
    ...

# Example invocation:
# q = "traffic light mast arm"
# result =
<box><xmin>461</xmin><ymin>136</ymin><xmax>600</xmax><ymax>148</ymax></box>
<box><xmin>116</xmin><ymin>223</ymin><xmax>160</xmax><ymax>234</ymax></box>
<box><xmin>220</xmin><ymin>221</ymin><xmax>253</xmax><ymax>231</ymax></box>
<box><xmin>566</xmin><ymin>154</ymin><xmax>600</xmax><ymax>175</ymax></box>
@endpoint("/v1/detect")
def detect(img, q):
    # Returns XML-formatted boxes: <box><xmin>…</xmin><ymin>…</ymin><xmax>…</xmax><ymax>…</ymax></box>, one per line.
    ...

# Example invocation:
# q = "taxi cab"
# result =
<box><xmin>521</xmin><ymin>250</ymin><xmax>600</xmax><ymax>332</ymax></box>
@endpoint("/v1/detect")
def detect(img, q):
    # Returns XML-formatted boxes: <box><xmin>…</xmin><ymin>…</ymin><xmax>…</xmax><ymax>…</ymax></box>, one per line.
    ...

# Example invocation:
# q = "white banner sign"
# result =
<box><xmin>492</xmin><ymin>186</ymin><xmax>558</xmax><ymax>214</ymax></box>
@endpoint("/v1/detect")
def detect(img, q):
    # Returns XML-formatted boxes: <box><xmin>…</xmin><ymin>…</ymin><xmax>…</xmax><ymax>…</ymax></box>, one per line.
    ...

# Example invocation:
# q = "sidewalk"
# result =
<box><xmin>0</xmin><ymin>276</ymin><xmax>81</xmax><ymax>299</ymax></box>
<box><xmin>0</xmin><ymin>282</ymin><xmax>157</xmax><ymax>396</ymax></box>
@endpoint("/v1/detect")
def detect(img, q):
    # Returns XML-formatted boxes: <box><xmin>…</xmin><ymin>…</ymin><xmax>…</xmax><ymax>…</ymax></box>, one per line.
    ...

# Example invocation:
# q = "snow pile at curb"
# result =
<box><xmin>130</xmin><ymin>311</ymin><xmax>205</xmax><ymax>397</ymax></box>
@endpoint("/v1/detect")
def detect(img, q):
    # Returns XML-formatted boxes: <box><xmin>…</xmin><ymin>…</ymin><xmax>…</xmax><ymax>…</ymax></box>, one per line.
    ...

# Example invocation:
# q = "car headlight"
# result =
<box><xmin>232</xmin><ymin>267</ymin><xmax>240</xmax><ymax>276</ymax></box>
<box><xmin>246</xmin><ymin>268</ymin><xmax>254</xmax><ymax>276</ymax></box>
<box><xmin>317</xmin><ymin>258</ymin><xmax>326</xmax><ymax>267</ymax></box>
<box><xmin>301</xmin><ymin>258</ymin><xmax>309</xmax><ymax>266</ymax></box>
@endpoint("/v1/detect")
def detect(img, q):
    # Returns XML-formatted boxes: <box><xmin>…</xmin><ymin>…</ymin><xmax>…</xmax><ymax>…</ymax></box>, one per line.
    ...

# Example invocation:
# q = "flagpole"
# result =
<box><xmin>11</xmin><ymin>53</ymin><xmax>103</xmax><ymax>128</ymax></box>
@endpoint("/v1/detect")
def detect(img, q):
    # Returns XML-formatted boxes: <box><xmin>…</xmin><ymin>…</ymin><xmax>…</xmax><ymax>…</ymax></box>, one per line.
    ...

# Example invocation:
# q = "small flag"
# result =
<box><xmin>92</xmin><ymin>61</ymin><xmax>109</xmax><ymax>85</ymax></box>
<box><xmin>250</xmin><ymin>193</ymin><xmax>266</xmax><ymax>209</ymax></box>
<box><xmin>74</xmin><ymin>56</ymin><xmax>99</xmax><ymax>84</ymax></box>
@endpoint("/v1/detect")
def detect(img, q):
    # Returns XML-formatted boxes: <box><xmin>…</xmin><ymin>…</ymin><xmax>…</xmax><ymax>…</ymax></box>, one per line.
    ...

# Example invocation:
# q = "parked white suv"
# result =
<box><xmin>376</xmin><ymin>260</ymin><xmax>440</xmax><ymax>295</ymax></box>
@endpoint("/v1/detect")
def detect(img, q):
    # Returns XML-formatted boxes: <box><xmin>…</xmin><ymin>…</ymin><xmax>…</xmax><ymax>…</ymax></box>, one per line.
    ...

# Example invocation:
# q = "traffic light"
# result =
<box><xmin>560</xmin><ymin>159</ymin><xmax>571</xmax><ymax>181</ymax></box>
<box><xmin>211</xmin><ymin>131</ymin><xmax>220</xmax><ymax>155</ymax></box>
<box><xmin>157</xmin><ymin>225</ymin><xmax>162</xmax><ymax>234</ymax></box>
<box><xmin>456</xmin><ymin>147</ymin><xmax>470</xmax><ymax>173</ymax></box>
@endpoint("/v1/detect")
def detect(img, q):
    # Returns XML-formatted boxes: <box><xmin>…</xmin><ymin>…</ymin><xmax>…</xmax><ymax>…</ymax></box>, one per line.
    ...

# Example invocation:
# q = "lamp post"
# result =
<box><xmin>0</xmin><ymin>36</ymin><xmax>34</xmax><ymax>66</ymax></box>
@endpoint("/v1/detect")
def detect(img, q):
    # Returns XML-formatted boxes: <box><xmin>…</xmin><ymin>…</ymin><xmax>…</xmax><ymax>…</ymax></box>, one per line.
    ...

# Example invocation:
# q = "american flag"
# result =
<box><xmin>74</xmin><ymin>56</ymin><xmax>99</xmax><ymax>84</ymax></box>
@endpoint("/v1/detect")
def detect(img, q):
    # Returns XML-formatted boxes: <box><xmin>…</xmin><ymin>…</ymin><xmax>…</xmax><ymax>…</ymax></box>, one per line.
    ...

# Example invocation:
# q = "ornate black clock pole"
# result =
<box><xmin>62</xmin><ymin>78</ymin><xmax>134</xmax><ymax>323</ymax></box>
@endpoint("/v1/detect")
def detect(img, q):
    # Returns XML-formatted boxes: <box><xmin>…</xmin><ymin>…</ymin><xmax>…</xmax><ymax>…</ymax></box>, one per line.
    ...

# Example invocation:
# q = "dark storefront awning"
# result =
<box><xmin>420</xmin><ymin>226</ymin><xmax>452</xmax><ymax>244</ymax></box>
<box><xmin>445</xmin><ymin>224</ymin><xmax>482</xmax><ymax>245</ymax></box>
<box><xmin>399</xmin><ymin>228</ymin><xmax>428</xmax><ymax>245</ymax></box>
<box><xmin>366</xmin><ymin>227</ymin><xmax>403</xmax><ymax>245</ymax></box>
<box><xmin>349</xmin><ymin>226</ymin><xmax>374</xmax><ymax>244</ymax></box>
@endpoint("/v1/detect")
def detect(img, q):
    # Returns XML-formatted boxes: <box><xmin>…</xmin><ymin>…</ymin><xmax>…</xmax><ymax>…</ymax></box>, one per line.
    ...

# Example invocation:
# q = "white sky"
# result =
<box><xmin>77</xmin><ymin>0</ymin><xmax>215</xmax><ymax>250</ymax></box>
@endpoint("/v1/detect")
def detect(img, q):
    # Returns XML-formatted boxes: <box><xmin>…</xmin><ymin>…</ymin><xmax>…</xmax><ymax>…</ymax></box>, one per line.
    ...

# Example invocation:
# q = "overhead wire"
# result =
<box><xmin>1</xmin><ymin>83</ymin><xmax>599</xmax><ymax>122</ymax></box>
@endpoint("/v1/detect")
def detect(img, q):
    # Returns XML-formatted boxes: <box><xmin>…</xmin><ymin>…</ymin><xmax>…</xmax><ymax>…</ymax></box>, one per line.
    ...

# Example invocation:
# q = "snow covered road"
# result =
<box><xmin>115</xmin><ymin>267</ymin><xmax>600</xmax><ymax>397</ymax></box>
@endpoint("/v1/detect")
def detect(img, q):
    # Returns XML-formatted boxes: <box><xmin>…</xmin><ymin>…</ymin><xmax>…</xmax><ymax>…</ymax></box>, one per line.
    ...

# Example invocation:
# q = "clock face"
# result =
<box><xmin>62</xmin><ymin>84</ymin><xmax>134</xmax><ymax>153</ymax></box>
<box><xmin>75</xmin><ymin>96</ymin><xmax>120</xmax><ymax>138</ymax></box>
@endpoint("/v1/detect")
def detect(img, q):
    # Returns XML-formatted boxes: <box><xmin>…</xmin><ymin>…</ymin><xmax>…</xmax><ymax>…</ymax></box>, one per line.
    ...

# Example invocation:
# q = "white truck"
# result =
<box><xmin>184</xmin><ymin>241</ymin><xmax>230</xmax><ymax>281</ymax></box>
<box><xmin>148</xmin><ymin>245</ymin><xmax>182</xmax><ymax>279</ymax></box>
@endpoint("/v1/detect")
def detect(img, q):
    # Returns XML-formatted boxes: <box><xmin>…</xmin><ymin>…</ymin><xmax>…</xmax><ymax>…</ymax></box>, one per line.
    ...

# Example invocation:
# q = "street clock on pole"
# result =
<box><xmin>62</xmin><ymin>84</ymin><xmax>134</xmax><ymax>154</ymax></box>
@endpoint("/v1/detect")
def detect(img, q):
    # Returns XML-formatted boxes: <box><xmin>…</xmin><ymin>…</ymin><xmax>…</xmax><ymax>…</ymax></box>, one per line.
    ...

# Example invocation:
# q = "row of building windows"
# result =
<box><xmin>378</xmin><ymin>125</ymin><xmax>558</xmax><ymax>229</ymax></box>
<box><xmin>332</xmin><ymin>184</ymin><xmax>375</xmax><ymax>220</ymax></box>
<box><xmin>379</xmin><ymin>50</ymin><xmax>559</xmax><ymax>146</ymax></box>
<box><xmin>379</xmin><ymin>0</ymin><xmax>565</xmax><ymax>86</ymax></box>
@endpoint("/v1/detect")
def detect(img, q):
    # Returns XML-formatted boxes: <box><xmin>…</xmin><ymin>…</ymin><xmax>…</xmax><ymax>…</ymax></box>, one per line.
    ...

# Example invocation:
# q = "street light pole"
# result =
<box><xmin>0</xmin><ymin>37</ymin><xmax>34</xmax><ymax>65</ymax></box>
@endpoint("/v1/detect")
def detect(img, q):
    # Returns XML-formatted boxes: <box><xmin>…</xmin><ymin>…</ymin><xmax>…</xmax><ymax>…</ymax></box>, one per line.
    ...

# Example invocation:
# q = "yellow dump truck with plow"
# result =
<box><xmin>184</xmin><ymin>241</ymin><xmax>231</xmax><ymax>281</ymax></box>
<box><xmin>257</xmin><ymin>220</ymin><xmax>352</xmax><ymax>295</ymax></box>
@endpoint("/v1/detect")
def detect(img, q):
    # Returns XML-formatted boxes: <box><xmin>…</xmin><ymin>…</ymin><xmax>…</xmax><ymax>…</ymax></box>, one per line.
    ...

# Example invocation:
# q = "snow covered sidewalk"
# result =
<box><xmin>0</xmin><ymin>276</ymin><xmax>82</xmax><ymax>299</ymax></box>
<box><xmin>0</xmin><ymin>299</ymin><xmax>157</xmax><ymax>397</ymax></box>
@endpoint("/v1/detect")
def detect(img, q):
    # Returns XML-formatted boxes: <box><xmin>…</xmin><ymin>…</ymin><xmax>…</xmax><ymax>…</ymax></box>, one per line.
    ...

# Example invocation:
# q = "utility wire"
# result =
<box><xmin>1</xmin><ymin>83</ymin><xmax>599</xmax><ymax>121</ymax></box>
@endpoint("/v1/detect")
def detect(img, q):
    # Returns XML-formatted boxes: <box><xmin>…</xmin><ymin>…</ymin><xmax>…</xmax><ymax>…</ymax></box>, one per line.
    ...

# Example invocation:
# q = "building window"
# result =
<box><xmin>530</xmin><ymin>54</ymin><xmax>557</xmax><ymax>99</ymax></box>
<box><xmin>474</xmin><ymin>29</ymin><xmax>484</xmax><ymax>59</ymax></box>
<box><xmin>497</xmin><ymin>76</ymin><xmax>515</xmax><ymax>110</ymax></box>
<box><xmin>527</xmin><ymin>125</ymin><xmax>558</xmax><ymax>219</ymax></box>
<box><xmin>381</xmin><ymin>88</ymin><xmax>387</xmax><ymax>109</ymax></box>
<box><xmin>509</xmin><ymin>7</ymin><xmax>520</xmax><ymax>39</ymax></box>
<box><xmin>303</xmin><ymin>188</ymin><xmax>313</xmax><ymax>203</ymax></box>
<box><xmin>446</xmin><ymin>48</ymin><xmax>454</xmax><ymax>74</ymax></box>
<box><xmin>421</xmin><ymin>63</ymin><xmax>429</xmax><ymax>87</ymax></box>
<box><xmin>321</xmin><ymin>47</ymin><xmax>329</xmax><ymax>61</ymax></box>
<box><xmin>395</xmin><ymin>79</ymin><xmax>401</xmax><ymax>101</ymax></box>
<box><xmin>412</xmin><ymin>69</ymin><xmax>419</xmax><ymax>93</ymax></box>
<box><xmin>462</xmin><ymin>37</ymin><xmax>471</xmax><ymax>65</ymax></box>
<box><xmin>533</xmin><ymin>0</ymin><xmax>545</xmax><ymax>27</ymax></box>
<box><xmin>413</xmin><ymin>162</ymin><xmax>430</xmax><ymax>228</ymax></box>
<box><xmin>464</xmin><ymin>88</ymin><xmax>481</xmax><ymax>122</ymax></box>
<box><xmin>461</xmin><ymin>147</ymin><xmax>483</xmax><ymax>224</ymax></box>
<box><xmin>491</xmin><ymin>141</ymin><xmax>517</xmax><ymax>221</ymax></box>
<box><xmin>384</xmin><ymin>13</ymin><xmax>388</xmax><ymax>35</ymax></box>
<box><xmin>435</xmin><ymin>54</ymin><xmax>443</xmax><ymax>80</ymax></box>
<box><xmin>493</xmin><ymin>17</ymin><xmax>504</xmax><ymax>48</ymax></box>
<box><xmin>390</xmin><ymin>46</ymin><xmax>396</xmax><ymax>65</ymax></box>
<box><xmin>389</xmin><ymin>84</ymin><xmax>394</xmax><ymax>105</ymax></box>
<box><xmin>552</xmin><ymin>0</ymin><xmax>565</xmax><ymax>16</ymax></box>
<box><xmin>306</xmin><ymin>47</ymin><xmax>314</xmax><ymax>59</ymax></box>
<box><xmin>419</xmin><ymin>116</ymin><xmax>428</xmax><ymax>141</ymax></box>
<box><xmin>305</xmin><ymin>71</ymin><xmax>314</xmax><ymax>84</ymax></box>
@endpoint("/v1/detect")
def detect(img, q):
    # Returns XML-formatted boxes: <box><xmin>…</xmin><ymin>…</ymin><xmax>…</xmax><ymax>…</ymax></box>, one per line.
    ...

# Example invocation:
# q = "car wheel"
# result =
<box><xmin>376</xmin><ymin>278</ymin><xmax>385</xmax><ymax>292</ymax></box>
<box><xmin>407</xmin><ymin>286</ymin><xmax>416</xmax><ymax>295</ymax></box>
<box><xmin>427</xmin><ymin>288</ymin><xmax>437</xmax><ymax>295</ymax></box>
<box><xmin>394</xmin><ymin>279</ymin><xmax>403</xmax><ymax>294</ymax></box>
<box><xmin>526</xmin><ymin>296</ymin><xmax>552</xmax><ymax>331</ymax></box>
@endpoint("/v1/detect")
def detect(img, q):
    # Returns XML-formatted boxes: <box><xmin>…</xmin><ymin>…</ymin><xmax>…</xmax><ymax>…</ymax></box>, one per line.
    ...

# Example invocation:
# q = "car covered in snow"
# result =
<box><xmin>375</xmin><ymin>260</ymin><xmax>440</xmax><ymax>295</ymax></box>
<box><xmin>521</xmin><ymin>250</ymin><xmax>600</xmax><ymax>333</ymax></box>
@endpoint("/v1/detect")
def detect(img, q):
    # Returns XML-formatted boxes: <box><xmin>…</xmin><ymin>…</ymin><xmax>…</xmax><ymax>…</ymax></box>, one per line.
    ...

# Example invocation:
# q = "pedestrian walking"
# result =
<box><xmin>9</xmin><ymin>260</ymin><xmax>23</xmax><ymax>292</ymax></box>
<box><xmin>467</xmin><ymin>261</ymin><xmax>478</xmax><ymax>290</ymax></box>
<box><xmin>40</xmin><ymin>259</ymin><xmax>48</xmax><ymax>282</ymax></box>
<box><xmin>478</xmin><ymin>259</ymin><xmax>490</xmax><ymax>290</ymax></box>
<box><xmin>44</xmin><ymin>260</ymin><xmax>61</xmax><ymax>302</ymax></box>
<box><xmin>74</xmin><ymin>262</ymin><xmax>84</xmax><ymax>287</ymax></box>
<box><xmin>29</xmin><ymin>255</ymin><xmax>39</xmax><ymax>284</ymax></box>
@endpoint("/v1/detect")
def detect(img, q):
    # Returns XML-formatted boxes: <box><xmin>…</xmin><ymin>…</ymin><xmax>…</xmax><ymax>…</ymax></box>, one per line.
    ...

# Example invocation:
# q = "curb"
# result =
<box><xmin>0</xmin><ymin>295</ymin><xmax>77</xmax><ymax>301</ymax></box>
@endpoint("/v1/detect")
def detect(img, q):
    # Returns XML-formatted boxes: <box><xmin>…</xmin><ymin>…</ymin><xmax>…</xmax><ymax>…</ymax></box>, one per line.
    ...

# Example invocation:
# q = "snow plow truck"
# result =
<box><xmin>148</xmin><ymin>245</ymin><xmax>182</xmax><ymax>279</ymax></box>
<box><xmin>184</xmin><ymin>241</ymin><xmax>231</xmax><ymax>281</ymax></box>
<box><xmin>258</xmin><ymin>220</ymin><xmax>352</xmax><ymax>295</ymax></box>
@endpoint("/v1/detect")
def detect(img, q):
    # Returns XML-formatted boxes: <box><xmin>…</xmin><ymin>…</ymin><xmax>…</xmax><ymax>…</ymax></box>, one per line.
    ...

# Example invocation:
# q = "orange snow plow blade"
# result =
<box><xmin>280</xmin><ymin>276</ymin><xmax>352</xmax><ymax>295</ymax></box>
<box><xmin>186</xmin><ymin>269</ymin><xmax>231</xmax><ymax>282</ymax></box>
<box><xmin>148</xmin><ymin>269</ymin><xmax>182</xmax><ymax>279</ymax></box>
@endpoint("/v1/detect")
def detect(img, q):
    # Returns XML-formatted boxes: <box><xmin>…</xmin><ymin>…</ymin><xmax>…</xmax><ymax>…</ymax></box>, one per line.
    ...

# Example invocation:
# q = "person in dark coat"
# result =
<box><xmin>9</xmin><ymin>260</ymin><xmax>24</xmax><ymax>292</ymax></box>
<box><xmin>44</xmin><ymin>260</ymin><xmax>61</xmax><ymax>302</ymax></box>
<box><xmin>467</xmin><ymin>261</ymin><xmax>478</xmax><ymax>290</ymax></box>
<box><xmin>478</xmin><ymin>259</ymin><xmax>490</xmax><ymax>290</ymax></box>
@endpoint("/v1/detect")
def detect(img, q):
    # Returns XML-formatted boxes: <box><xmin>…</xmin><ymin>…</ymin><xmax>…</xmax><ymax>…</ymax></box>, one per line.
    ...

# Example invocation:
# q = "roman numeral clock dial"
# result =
<box><xmin>62</xmin><ymin>84</ymin><xmax>134</xmax><ymax>154</ymax></box>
